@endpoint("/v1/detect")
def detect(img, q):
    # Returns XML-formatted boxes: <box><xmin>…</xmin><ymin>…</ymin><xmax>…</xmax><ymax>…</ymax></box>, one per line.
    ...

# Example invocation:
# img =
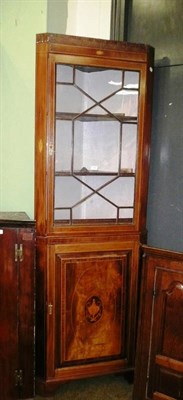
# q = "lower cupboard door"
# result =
<box><xmin>53</xmin><ymin>251</ymin><xmax>131</xmax><ymax>371</ymax></box>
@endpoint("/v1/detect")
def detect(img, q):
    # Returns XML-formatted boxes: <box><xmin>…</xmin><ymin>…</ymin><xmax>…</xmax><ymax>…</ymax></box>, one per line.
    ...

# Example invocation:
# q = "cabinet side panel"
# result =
<box><xmin>139</xmin><ymin>52</ymin><xmax>154</xmax><ymax>232</ymax></box>
<box><xmin>35</xmin><ymin>43</ymin><xmax>49</xmax><ymax>235</ymax></box>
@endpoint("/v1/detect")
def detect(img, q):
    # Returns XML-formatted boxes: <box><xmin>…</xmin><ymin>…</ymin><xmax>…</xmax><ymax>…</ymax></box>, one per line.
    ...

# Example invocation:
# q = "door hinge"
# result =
<box><xmin>14</xmin><ymin>369</ymin><xmax>23</xmax><ymax>387</ymax></box>
<box><xmin>15</xmin><ymin>243</ymin><xmax>23</xmax><ymax>262</ymax></box>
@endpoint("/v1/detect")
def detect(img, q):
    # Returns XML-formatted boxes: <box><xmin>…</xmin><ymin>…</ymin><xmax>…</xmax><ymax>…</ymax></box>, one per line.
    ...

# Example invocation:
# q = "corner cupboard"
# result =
<box><xmin>35</xmin><ymin>33</ymin><xmax>154</xmax><ymax>395</ymax></box>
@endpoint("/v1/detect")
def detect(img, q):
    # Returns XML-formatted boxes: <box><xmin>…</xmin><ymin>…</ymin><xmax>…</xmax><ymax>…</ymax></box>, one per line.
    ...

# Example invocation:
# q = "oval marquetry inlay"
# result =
<box><xmin>85</xmin><ymin>295</ymin><xmax>103</xmax><ymax>323</ymax></box>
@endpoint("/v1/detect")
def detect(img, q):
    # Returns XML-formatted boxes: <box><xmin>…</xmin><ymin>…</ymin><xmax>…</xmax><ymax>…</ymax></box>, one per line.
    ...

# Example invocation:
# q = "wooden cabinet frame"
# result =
<box><xmin>35</xmin><ymin>34</ymin><xmax>154</xmax><ymax>395</ymax></box>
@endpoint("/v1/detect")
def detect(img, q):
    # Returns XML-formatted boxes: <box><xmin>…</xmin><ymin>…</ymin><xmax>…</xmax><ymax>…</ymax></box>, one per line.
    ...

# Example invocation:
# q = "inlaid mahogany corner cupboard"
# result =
<box><xmin>35</xmin><ymin>33</ymin><xmax>154</xmax><ymax>395</ymax></box>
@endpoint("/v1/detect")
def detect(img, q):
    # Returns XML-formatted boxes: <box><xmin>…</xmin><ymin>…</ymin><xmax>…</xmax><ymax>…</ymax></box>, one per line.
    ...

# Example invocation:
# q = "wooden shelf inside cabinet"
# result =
<box><xmin>55</xmin><ymin>170</ymin><xmax>135</xmax><ymax>177</ymax></box>
<box><xmin>54</xmin><ymin>217</ymin><xmax>133</xmax><ymax>225</ymax></box>
<box><xmin>56</xmin><ymin>112</ymin><xmax>138</xmax><ymax>123</ymax></box>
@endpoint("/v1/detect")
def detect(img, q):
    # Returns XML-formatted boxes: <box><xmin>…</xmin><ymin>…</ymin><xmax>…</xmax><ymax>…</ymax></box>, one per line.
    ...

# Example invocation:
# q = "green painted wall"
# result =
<box><xmin>0</xmin><ymin>0</ymin><xmax>47</xmax><ymax>219</ymax></box>
<box><xmin>0</xmin><ymin>0</ymin><xmax>111</xmax><ymax>219</ymax></box>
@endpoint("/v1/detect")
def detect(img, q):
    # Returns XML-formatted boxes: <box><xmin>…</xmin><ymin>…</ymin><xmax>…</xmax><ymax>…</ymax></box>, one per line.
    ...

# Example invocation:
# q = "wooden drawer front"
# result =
<box><xmin>55</xmin><ymin>252</ymin><xmax>129</xmax><ymax>366</ymax></box>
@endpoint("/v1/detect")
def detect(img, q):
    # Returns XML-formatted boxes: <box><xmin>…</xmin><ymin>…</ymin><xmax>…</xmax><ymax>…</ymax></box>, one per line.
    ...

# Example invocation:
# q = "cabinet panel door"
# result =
<box><xmin>57</xmin><ymin>253</ymin><xmax>127</xmax><ymax>365</ymax></box>
<box><xmin>0</xmin><ymin>228</ymin><xmax>18</xmax><ymax>399</ymax></box>
<box><xmin>147</xmin><ymin>269</ymin><xmax>183</xmax><ymax>399</ymax></box>
<box><xmin>48</xmin><ymin>247</ymin><xmax>134</xmax><ymax>380</ymax></box>
<box><xmin>19</xmin><ymin>227</ymin><xmax>35</xmax><ymax>398</ymax></box>
<box><xmin>0</xmin><ymin>225</ymin><xmax>35</xmax><ymax>399</ymax></box>
<box><xmin>133</xmin><ymin>246</ymin><xmax>183</xmax><ymax>400</ymax></box>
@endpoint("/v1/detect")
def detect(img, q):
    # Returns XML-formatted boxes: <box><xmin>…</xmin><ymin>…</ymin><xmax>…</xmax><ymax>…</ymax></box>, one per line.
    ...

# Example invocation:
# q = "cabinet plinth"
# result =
<box><xmin>35</xmin><ymin>33</ymin><xmax>154</xmax><ymax>395</ymax></box>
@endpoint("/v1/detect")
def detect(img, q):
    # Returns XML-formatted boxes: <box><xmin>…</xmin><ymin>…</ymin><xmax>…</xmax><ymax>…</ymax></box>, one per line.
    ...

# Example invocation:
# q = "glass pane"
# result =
<box><xmin>73</xmin><ymin>120</ymin><xmax>120</xmax><ymax>173</ymax></box>
<box><xmin>119</xmin><ymin>208</ymin><xmax>134</xmax><ymax>219</ymax></box>
<box><xmin>79</xmin><ymin>175</ymin><xmax>115</xmax><ymax>190</ymax></box>
<box><xmin>55</xmin><ymin>120</ymin><xmax>72</xmax><ymax>172</ymax></box>
<box><xmin>55</xmin><ymin>177</ymin><xmax>92</xmax><ymax>208</ymax></box>
<box><xmin>54</xmin><ymin>64</ymin><xmax>139</xmax><ymax>225</ymax></box>
<box><xmin>54</xmin><ymin>209</ymin><xmax>70</xmax><ymax>221</ymax></box>
<box><xmin>75</xmin><ymin>67</ymin><xmax>123</xmax><ymax>102</ymax></box>
<box><xmin>86</xmin><ymin>105</ymin><xmax>108</xmax><ymax>116</ymax></box>
<box><xmin>99</xmin><ymin>177</ymin><xmax>135</xmax><ymax>207</ymax></box>
<box><xmin>56</xmin><ymin>84</ymin><xmax>94</xmax><ymax>113</ymax></box>
<box><xmin>102</xmin><ymin>90</ymin><xmax>138</xmax><ymax>117</ymax></box>
<box><xmin>121</xmin><ymin>124</ymin><xmax>137</xmax><ymax>173</ymax></box>
<box><xmin>124</xmin><ymin>71</ymin><xmax>139</xmax><ymax>89</ymax></box>
<box><xmin>73</xmin><ymin>194</ymin><xmax>117</xmax><ymax>220</ymax></box>
<box><xmin>101</xmin><ymin>71</ymin><xmax>140</xmax><ymax>117</ymax></box>
<box><xmin>56</xmin><ymin>65</ymin><xmax>74</xmax><ymax>83</ymax></box>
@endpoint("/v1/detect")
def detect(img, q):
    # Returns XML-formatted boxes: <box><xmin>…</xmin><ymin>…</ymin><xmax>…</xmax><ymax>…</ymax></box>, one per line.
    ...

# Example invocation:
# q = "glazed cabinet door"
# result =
<box><xmin>46</xmin><ymin>243</ymin><xmax>137</xmax><ymax>382</ymax></box>
<box><xmin>50</xmin><ymin>61</ymin><xmax>140</xmax><ymax>229</ymax></box>
<box><xmin>133</xmin><ymin>246</ymin><xmax>183</xmax><ymax>400</ymax></box>
<box><xmin>35</xmin><ymin>34</ymin><xmax>154</xmax><ymax>236</ymax></box>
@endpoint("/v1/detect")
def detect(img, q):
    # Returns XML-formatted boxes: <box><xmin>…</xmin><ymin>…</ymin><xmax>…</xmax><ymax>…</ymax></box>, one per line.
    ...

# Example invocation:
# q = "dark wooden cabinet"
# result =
<box><xmin>0</xmin><ymin>212</ymin><xmax>35</xmax><ymax>399</ymax></box>
<box><xmin>133</xmin><ymin>245</ymin><xmax>183</xmax><ymax>400</ymax></box>
<box><xmin>35</xmin><ymin>33</ymin><xmax>154</xmax><ymax>395</ymax></box>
